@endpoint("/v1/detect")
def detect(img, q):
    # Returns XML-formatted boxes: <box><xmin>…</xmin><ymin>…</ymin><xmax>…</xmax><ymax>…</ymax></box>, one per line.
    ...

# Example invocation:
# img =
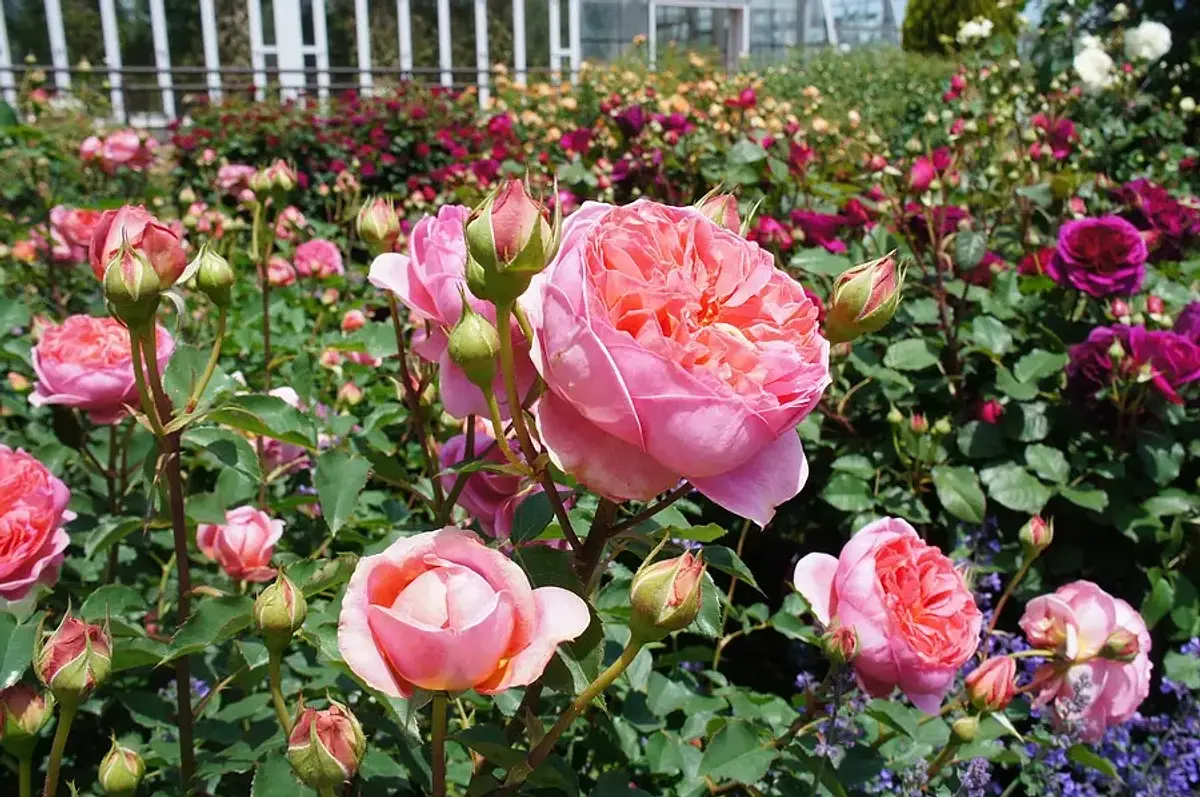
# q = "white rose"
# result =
<box><xmin>1076</xmin><ymin>34</ymin><xmax>1103</xmax><ymax>52</ymax></box>
<box><xmin>1074</xmin><ymin>47</ymin><xmax>1115</xmax><ymax>91</ymax></box>
<box><xmin>1125</xmin><ymin>20</ymin><xmax>1171</xmax><ymax>62</ymax></box>
<box><xmin>1182</xmin><ymin>97</ymin><xmax>1197</xmax><ymax>114</ymax></box>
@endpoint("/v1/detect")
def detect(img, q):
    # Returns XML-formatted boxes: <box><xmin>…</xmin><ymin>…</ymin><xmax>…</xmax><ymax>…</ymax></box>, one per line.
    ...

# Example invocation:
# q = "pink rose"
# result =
<box><xmin>526</xmin><ymin>200</ymin><xmax>830</xmax><ymax>526</ymax></box>
<box><xmin>368</xmin><ymin>205</ymin><xmax>537</xmax><ymax>419</ymax></box>
<box><xmin>1019</xmin><ymin>580</ymin><xmax>1151</xmax><ymax>741</ymax></box>
<box><xmin>337</xmin><ymin>528</ymin><xmax>589</xmax><ymax>696</ymax></box>
<box><xmin>294</xmin><ymin>239</ymin><xmax>345</xmax><ymax>279</ymax></box>
<box><xmin>275</xmin><ymin>206</ymin><xmax>307</xmax><ymax>242</ymax></box>
<box><xmin>909</xmin><ymin>157</ymin><xmax>936</xmax><ymax>193</ymax></box>
<box><xmin>260</xmin><ymin>387</ymin><xmax>310</xmax><ymax>475</ymax></box>
<box><xmin>267</xmin><ymin>256</ymin><xmax>297</xmax><ymax>287</ymax></box>
<box><xmin>102</xmin><ymin>129</ymin><xmax>141</xmax><ymax>166</ymax></box>
<box><xmin>0</xmin><ymin>446</ymin><xmax>72</xmax><ymax>601</ymax></box>
<box><xmin>30</xmin><ymin>315</ymin><xmax>174</xmax><ymax>425</ymax></box>
<box><xmin>215</xmin><ymin>164</ymin><xmax>257</xmax><ymax>193</ymax></box>
<box><xmin>50</xmin><ymin>206</ymin><xmax>104</xmax><ymax>262</ymax></box>
<box><xmin>793</xmin><ymin>517</ymin><xmax>982</xmax><ymax>712</ymax></box>
<box><xmin>88</xmin><ymin>205</ymin><xmax>188</xmax><ymax>288</ymax></box>
<box><xmin>196</xmin><ymin>506</ymin><xmax>284</xmax><ymax>582</ymax></box>
<box><xmin>80</xmin><ymin>136</ymin><xmax>102</xmax><ymax>161</ymax></box>
<box><xmin>341</xmin><ymin>309</ymin><xmax>367</xmax><ymax>332</ymax></box>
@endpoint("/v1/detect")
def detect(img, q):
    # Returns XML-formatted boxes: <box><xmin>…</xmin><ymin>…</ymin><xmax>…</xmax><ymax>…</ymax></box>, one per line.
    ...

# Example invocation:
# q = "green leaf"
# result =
<box><xmin>1067</xmin><ymin>745</ymin><xmax>1121</xmax><ymax>782</ymax></box>
<box><xmin>821</xmin><ymin>473</ymin><xmax>874</xmax><ymax>512</ymax></box>
<box><xmin>0</xmin><ymin>613</ymin><xmax>43</xmax><ymax>689</ymax></box>
<box><xmin>510</xmin><ymin>491</ymin><xmax>554</xmax><ymax>544</ymax></box>
<box><xmin>954</xmin><ymin>230</ymin><xmax>987</xmax><ymax>270</ymax></box>
<box><xmin>1137</xmin><ymin>431</ymin><xmax>1185</xmax><ymax>487</ymax></box>
<box><xmin>995</xmin><ymin>366</ymin><xmax>1038</xmax><ymax>400</ymax></box>
<box><xmin>252</xmin><ymin>752</ymin><xmax>314</xmax><ymax>797</ymax></box>
<box><xmin>454</xmin><ymin>725</ymin><xmax>524</xmax><ymax>769</ymax></box>
<box><xmin>81</xmin><ymin>585</ymin><xmax>144</xmax><ymax>621</ymax></box>
<box><xmin>660</xmin><ymin>524</ymin><xmax>727</xmax><ymax>543</ymax></box>
<box><xmin>1058</xmin><ymin>486</ymin><xmax>1109</xmax><ymax>512</ymax></box>
<box><xmin>186</xmin><ymin>426</ymin><xmax>263</xmax><ymax>481</ymax></box>
<box><xmin>791</xmin><ymin>248</ymin><xmax>851</xmax><ymax>276</ymax></box>
<box><xmin>931</xmin><ymin>466</ymin><xmax>986</xmax><ymax>523</ymax></box>
<box><xmin>727</xmin><ymin>139</ymin><xmax>767</xmax><ymax>166</ymax></box>
<box><xmin>971</xmin><ymin>316</ymin><xmax>1012</xmax><ymax>356</ymax></box>
<box><xmin>1013</xmin><ymin>350</ymin><xmax>1068</xmax><ymax>383</ymax></box>
<box><xmin>1163</xmin><ymin>651</ymin><xmax>1200</xmax><ymax>690</ymax></box>
<box><xmin>956</xmin><ymin>421</ymin><xmax>1007</xmax><ymax>460</ymax></box>
<box><xmin>162</xmin><ymin>597</ymin><xmax>254</xmax><ymax>664</ymax></box>
<box><xmin>980</xmin><ymin>465</ymin><xmax>1052</xmax><ymax>514</ymax></box>
<box><xmin>883</xmin><ymin>339</ymin><xmax>939</xmax><ymax>371</ymax></box>
<box><xmin>164</xmin><ymin>345</ymin><xmax>235</xmax><ymax>409</ymax></box>
<box><xmin>1141</xmin><ymin>575</ymin><xmax>1175</xmax><ymax>629</ymax></box>
<box><xmin>701</xmin><ymin>546</ymin><xmax>760</xmax><ymax>592</ymax></box>
<box><xmin>209</xmin><ymin>395</ymin><xmax>317</xmax><ymax>449</ymax></box>
<box><xmin>590</xmin><ymin>770</ymin><xmax>652</xmax><ymax>796</ymax></box>
<box><xmin>83</xmin><ymin>517</ymin><xmax>143</xmax><ymax>559</ymax></box>
<box><xmin>1142</xmin><ymin>489</ymin><xmax>1199</xmax><ymax>516</ymax></box>
<box><xmin>699</xmin><ymin>720</ymin><xmax>777</xmax><ymax>784</ymax></box>
<box><xmin>1025</xmin><ymin>444</ymin><xmax>1069</xmax><ymax>484</ymax></box>
<box><xmin>864</xmin><ymin>699</ymin><xmax>920</xmax><ymax>739</ymax></box>
<box><xmin>831</xmin><ymin>455</ymin><xmax>875</xmax><ymax>479</ymax></box>
<box><xmin>313</xmin><ymin>451</ymin><xmax>372</xmax><ymax>535</ymax></box>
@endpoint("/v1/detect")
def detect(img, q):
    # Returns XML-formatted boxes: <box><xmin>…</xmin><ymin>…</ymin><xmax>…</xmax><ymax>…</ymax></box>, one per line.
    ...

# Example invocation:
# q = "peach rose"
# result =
<box><xmin>0</xmin><ymin>446</ymin><xmax>72</xmax><ymax>601</ymax></box>
<box><xmin>275</xmin><ymin>206</ymin><xmax>307</xmax><ymax>242</ymax></box>
<box><xmin>196</xmin><ymin>506</ymin><xmax>284</xmax><ymax>582</ymax></box>
<box><xmin>30</xmin><ymin>315</ymin><xmax>174</xmax><ymax>425</ymax></box>
<box><xmin>88</xmin><ymin>205</ymin><xmax>188</xmax><ymax>288</ymax></box>
<box><xmin>341</xmin><ymin>309</ymin><xmax>367</xmax><ymax>332</ymax></box>
<box><xmin>337</xmin><ymin>528</ymin><xmax>589</xmax><ymax>696</ymax></box>
<box><xmin>793</xmin><ymin>517</ymin><xmax>982</xmax><ymax>713</ymax></box>
<box><xmin>526</xmin><ymin>200</ymin><xmax>830</xmax><ymax>526</ymax></box>
<box><xmin>1019</xmin><ymin>581</ymin><xmax>1151</xmax><ymax>741</ymax></box>
<box><xmin>294</xmin><ymin>239</ymin><xmax>345</xmax><ymax>279</ymax></box>
<box><xmin>368</xmin><ymin>205</ymin><xmax>537</xmax><ymax>419</ymax></box>
<box><xmin>215</xmin><ymin>164</ymin><xmax>257</xmax><ymax>194</ymax></box>
<box><xmin>50</xmin><ymin>206</ymin><xmax>104</xmax><ymax>263</ymax></box>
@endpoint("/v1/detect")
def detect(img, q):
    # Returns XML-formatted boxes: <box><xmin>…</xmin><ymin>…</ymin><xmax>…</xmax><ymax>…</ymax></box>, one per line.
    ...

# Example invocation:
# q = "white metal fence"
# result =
<box><xmin>0</xmin><ymin>0</ymin><xmax>888</xmax><ymax>125</ymax></box>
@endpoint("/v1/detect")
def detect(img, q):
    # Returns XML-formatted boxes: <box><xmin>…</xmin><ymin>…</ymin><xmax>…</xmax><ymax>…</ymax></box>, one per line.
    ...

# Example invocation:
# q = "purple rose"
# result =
<box><xmin>1046</xmin><ymin>216</ymin><xmax>1147</xmax><ymax>297</ymax></box>
<box><xmin>614</xmin><ymin>104</ymin><xmax>646</xmax><ymax>139</ymax></box>
<box><xmin>1175</xmin><ymin>302</ymin><xmax>1200</xmax><ymax>344</ymax></box>
<box><xmin>1069</xmin><ymin>324</ymin><xmax>1200</xmax><ymax>405</ymax></box>
<box><xmin>1113</xmin><ymin>179</ymin><xmax>1200</xmax><ymax>262</ymax></box>
<box><xmin>790</xmin><ymin>210</ymin><xmax>852</xmax><ymax>254</ymax></box>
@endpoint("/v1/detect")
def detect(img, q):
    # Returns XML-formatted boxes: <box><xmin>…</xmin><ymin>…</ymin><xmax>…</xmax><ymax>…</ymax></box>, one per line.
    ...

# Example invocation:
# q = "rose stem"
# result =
<box><xmin>40</xmin><ymin>700</ymin><xmax>76</xmax><ymax>797</ymax></box>
<box><xmin>386</xmin><ymin>293</ymin><xmax>445</xmax><ymax>509</ymax></box>
<box><xmin>712</xmin><ymin>517</ymin><xmax>753</xmax><ymax>669</ymax></box>
<box><xmin>268</xmin><ymin>651</ymin><xmax>292</xmax><ymax>733</ymax></box>
<box><xmin>431</xmin><ymin>693</ymin><xmax>449</xmax><ymax>797</ymax></box>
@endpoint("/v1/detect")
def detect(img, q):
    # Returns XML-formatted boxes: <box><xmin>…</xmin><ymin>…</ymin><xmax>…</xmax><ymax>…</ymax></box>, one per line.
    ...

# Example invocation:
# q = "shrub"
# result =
<box><xmin>902</xmin><ymin>0</ymin><xmax>1023</xmax><ymax>54</ymax></box>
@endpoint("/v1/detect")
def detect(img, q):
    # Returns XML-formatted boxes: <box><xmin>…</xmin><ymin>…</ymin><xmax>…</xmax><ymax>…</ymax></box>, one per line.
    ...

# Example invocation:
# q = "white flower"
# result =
<box><xmin>1076</xmin><ymin>34</ymin><xmax>1103</xmax><ymax>52</ymax></box>
<box><xmin>1111</xmin><ymin>3</ymin><xmax>1129</xmax><ymax>22</ymax></box>
<box><xmin>956</xmin><ymin>17</ymin><xmax>995</xmax><ymax>45</ymax></box>
<box><xmin>1074</xmin><ymin>47</ymin><xmax>1115</xmax><ymax>91</ymax></box>
<box><xmin>1125</xmin><ymin>20</ymin><xmax>1171</xmax><ymax>62</ymax></box>
<box><xmin>1182</xmin><ymin>97</ymin><xmax>1197</xmax><ymax>114</ymax></box>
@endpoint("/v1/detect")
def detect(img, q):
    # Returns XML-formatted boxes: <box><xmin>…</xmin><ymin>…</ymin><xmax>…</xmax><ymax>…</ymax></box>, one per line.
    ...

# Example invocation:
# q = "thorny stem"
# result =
<box><xmin>129</xmin><ymin>334</ymin><xmax>165</xmax><ymax>437</ymax></box>
<box><xmin>40</xmin><ymin>700</ymin><xmax>76</xmax><ymax>797</ymax></box>
<box><xmin>984</xmin><ymin>554</ymin><xmax>1037</xmax><ymax>642</ymax></box>
<box><xmin>609</xmin><ymin>483</ymin><xmax>693</xmax><ymax>535</ymax></box>
<box><xmin>386</xmin><ymin>293</ymin><xmax>445</xmax><ymax>509</ymax></box>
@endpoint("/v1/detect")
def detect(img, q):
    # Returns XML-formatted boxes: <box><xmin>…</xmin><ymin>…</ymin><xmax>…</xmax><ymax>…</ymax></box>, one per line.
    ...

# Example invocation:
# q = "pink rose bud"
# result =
<box><xmin>0</xmin><ymin>684</ymin><xmax>53</xmax><ymax>754</ymax></box>
<box><xmin>337</xmin><ymin>381</ymin><xmax>364</xmax><ymax>405</ymax></box>
<box><xmin>267</xmin><ymin>257</ymin><xmax>297</xmax><ymax>287</ymax></box>
<box><xmin>7</xmin><ymin>372</ymin><xmax>30</xmax><ymax>392</ymax></box>
<box><xmin>319</xmin><ymin>349</ymin><xmax>343</xmax><ymax>369</ymax></box>
<box><xmin>910</xmin><ymin>413</ymin><xmax>929</xmax><ymax>434</ymax></box>
<box><xmin>1100</xmin><ymin>629</ymin><xmax>1140</xmax><ymax>662</ymax></box>
<box><xmin>694</xmin><ymin>191</ymin><xmax>742</xmax><ymax>231</ymax></box>
<box><xmin>1146</xmin><ymin>295</ymin><xmax>1165</xmax><ymax>315</ymax></box>
<box><xmin>952</xmin><ymin>715</ymin><xmax>980</xmax><ymax>743</ymax></box>
<box><xmin>465</xmin><ymin>178</ymin><xmax>558</xmax><ymax>304</ymax></box>
<box><xmin>253</xmin><ymin>573</ymin><xmax>308</xmax><ymax>653</ymax></box>
<box><xmin>264</xmin><ymin>159</ymin><xmax>297</xmax><ymax>194</ymax></box>
<box><xmin>356</xmin><ymin>197</ymin><xmax>401</xmax><ymax>252</ymax></box>
<box><xmin>341</xmin><ymin>309</ymin><xmax>367</xmax><ymax>332</ymax></box>
<box><xmin>908</xmin><ymin>157</ymin><xmax>936</xmax><ymax>193</ymax></box>
<box><xmin>447</xmin><ymin>294</ymin><xmax>501</xmax><ymax>390</ymax></box>
<box><xmin>196</xmin><ymin>506</ymin><xmax>284</xmax><ymax>582</ymax></box>
<box><xmin>89</xmin><ymin>205</ymin><xmax>187</xmax><ymax>289</ymax></box>
<box><xmin>1019</xmin><ymin>515</ymin><xmax>1053</xmax><ymax>558</ymax></box>
<box><xmin>975</xmin><ymin>399</ymin><xmax>1004</xmax><ymax>425</ymax></box>
<box><xmin>35</xmin><ymin>613</ymin><xmax>112</xmax><ymax>703</ymax></box>
<box><xmin>629</xmin><ymin>553</ymin><xmax>706</xmax><ymax>642</ymax></box>
<box><xmin>825</xmin><ymin>254</ymin><xmax>905</xmax><ymax>344</ymax></box>
<box><xmin>80</xmin><ymin>136</ymin><xmax>103</xmax><ymax>161</ymax></box>
<box><xmin>98</xmin><ymin>739</ymin><xmax>145</xmax><ymax>796</ymax></box>
<box><xmin>194</xmin><ymin>245</ymin><xmax>235</xmax><ymax>309</ymax></box>
<box><xmin>102</xmin><ymin>243</ymin><xmax>162</xmax><ymax>327</ymax></box>
<box><xmin>1110</xmin><ymin>298</ymin><xmax>1131</xmax><ymax>319</ymax></box>
<box><xmin>868</xmin><ymin>154</ymin><xmax>888</xmax><ymax>172</ymax></box>
<box><xmin>287</xmin><ymin>701</ymin><xmax>366</xmax><ymax>788</ymax></box>
<box><xmin>821</xmin><ymin>623</ymin><xmax>859</xmax><ymax>665</ymax></box>
<box><xmin>965</xmin><ymin>655</ymin><xmax>1016</xmax><ymax>712</ymax></box>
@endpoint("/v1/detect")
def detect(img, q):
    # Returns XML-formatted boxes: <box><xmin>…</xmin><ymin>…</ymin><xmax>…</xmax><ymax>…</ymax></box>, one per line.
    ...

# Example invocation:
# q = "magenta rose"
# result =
<box><xmin>0</xmin><ymin>446</ymin><xmax>72</xmax><ymax>601</ymax></box>
<box><xmin>337</xmin><ymin>528</ymin><xmax>589</xmax><ymax>696</ymax></box>
<box><xmin>1047</xmin><ymin>216</ymin><xmax>1148</xmax><ymax>297</ymax></box>
<box><xmin>526</xmin><ymin>200</ymin><xmax>830</xmax><ymax>526</ymax></box>
<box><xmin>793</xmin><ymin>517</ymin><xmax>982</xmax><ymax>713</ymax></box>
<box><xmin>1114</xmin><ymin>179</ymin><xmax>1200</xmax><ymax>261</ymax></box>
<box><xmin>294</xmin><ymin>238</ymin><xmax>345</xmax><ymax>279</ymax></box>
<box><xmin>368</xmin><ymin>204</ymin><xmax>537</xmax><ymax>419</ymax></box>
<box><xmin>1068</xmin><ymin>324</ymin><xmax>1200</xmax><ymax>405</ymax></box>
<box><xmin>1175</xmin><ymin>301</ymin><xmax>1200</xmax><ymax>344</ymax></box>
<box><xmin>790</xmin><ymin>209</ymin><xmax>852</xmax><ymax>254</ymax></box>
<box><xmin>1020</xmin><ymin>581</ymin><xmax>1151</xmax><ymax>742</ymax></box>
<box><xmin>30</xmin><ymin>315</ymin><xmax>175</xmax><ymax>424</ymax></box>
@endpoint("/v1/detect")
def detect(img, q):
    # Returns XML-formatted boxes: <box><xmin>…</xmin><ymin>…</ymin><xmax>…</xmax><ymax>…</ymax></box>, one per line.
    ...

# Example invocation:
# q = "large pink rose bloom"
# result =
<box><xmin>368</xmin><ymin>205</ymin><xmax>537</xmax><ymax>419</ymax></box>
<box><xmin>0</xmin><ymin>447</ymin><xmax>72</xmax><ymax>601</ymax></box>
<box><xmin>30</xmin><ymin>315</ymin><xmax>175</xmax><ymax>425</ymax></box>
<box><xmin>196</xmin><ymin>506</ymin><xmax>284</xmax><ymax>582</ymax></box>
<box><xmin>1019</xmin><ymin>581</ymin><xmax>1151</xmax><ymax>741</ymax></box>
<box><xmin>526</xmin><ymin>200</ymin><xmax>830</xmax><ymax>526</ymax></box>
<box><xmin>338</xmin><ymin>528</ymin><xmax>589</xmax><ymax>696</ymax></box>
<box><xmin>793</xmin><ymin>517</ymin><xmax>982</xmax><ymax>713</ymax></box>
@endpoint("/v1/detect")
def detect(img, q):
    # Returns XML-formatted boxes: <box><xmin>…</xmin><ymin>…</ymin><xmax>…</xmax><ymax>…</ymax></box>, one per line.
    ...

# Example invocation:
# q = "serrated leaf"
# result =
<box><xmin>1067</xmin><ymin>744</ymin><xmax>1121</xmax><ymax>782</ymax></box>
<box><xmin>209</xmin><ymin>394</ymin><xmax>317</xmax><ymax>449</ymax></box>
<box><xmin>980</xmin><ymin>465</ymin><xmax>1052</xmax><ymax>514</ymax></box>
<box><xmin>510</xmin><ymin>491</ymin><xmax>554</xmax><ymax>544</ymax></box>
<box><xmin>701</xmin><ymin>545</ymin><xmax>760</xmax><ymax>593</ymax></box>
<box><xmin>1013</xmin><ymin>350</ymin><xmax>1068</xmax><ymax>383</ymax></box>
<box><xmin>0</xmin><ymin>613</ymin><xmax>43</xmax><ymax>689</ymax></box>
<box><xmin>971</xmin><ymin>315</ymin><xmax>1013</xmax><ymax>356</ymax></box>
<box><xmin>954</xmin><ymin>230</ymin><xmax>987</xmax><ymax>270</ymax></box>
<box><xmin>931</xmin><ymin>466</ymin><xmax>986</xmax><ymax>523</ymax></box>
<box><xmin>1025</xmin><ymin>444</ymin><xmax>1069</xmax><ymax>484</ymax></box>
<box><xmin>699</xmin><ymin>720</ymin><xmax>777</xmax><ymax>783</ymax></box>
<box><xmin>83</xmin><ymin>517</ymin><xmax>144</xmax><ymax>559</ymax></box>
<box><xmin>884</xmin><ymin>339</ymin><xmax>939</xmax><ymax>371</ymax></box>
<box><xmin>252</xmin><ymin>751</ymin><xmax>314</xmax><ymax>796</ymax></box>
<box><xmin>660</xmin><ymin>523</ymin><xmax>727</xmax><ymax>543</ymax></box>
<box><xmin>1059</xmin><ymin>485</ymin><xmax>1108</xmax><ymax>512</ymax></box>
<box><xmin>313</xmin><ymin>451</ymin><xmax>372</xmax><ymax>535</ymax></box>
<box><xmin>162</xmin><ymin>597</ymin><xmax>253</xmax><ymax>664</ymax></box>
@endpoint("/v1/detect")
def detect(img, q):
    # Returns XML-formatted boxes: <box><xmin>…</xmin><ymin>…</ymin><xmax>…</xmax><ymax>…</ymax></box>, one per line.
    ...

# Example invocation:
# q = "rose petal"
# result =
<box><xmin>476</xmin><ymin>586</ymin><xmax>591</xmax><ymax>694</ymax></box>
<box><xmin>792</xmin><ymin>553</ymin><xmax>838</xmax><ymax>626</ymax></box>
<box><xmin>691</xmin><ymin>431</ymin><xmax>809</xmax><ymax>526</ymax></box>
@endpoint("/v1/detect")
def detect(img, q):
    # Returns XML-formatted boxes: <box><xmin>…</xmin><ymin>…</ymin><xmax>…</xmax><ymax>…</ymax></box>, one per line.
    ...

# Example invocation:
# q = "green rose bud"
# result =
<box><xmin>629</xmin><ymin>553</ymin><xmax>706</xmax><ymax>643</ymax></box>
<box><xmin>1018</xmin><ymin>515</ymin><xmax>1053</xmax><ymax>559</ymax></box>
<box><xmin>98</xmin><ymin>739</ymin><xmax>145</xmax><ymax>796</ymax></box>
<box><xmin>103</xmin><ymin>244</ymin><xmax>162</xmax><ymax>330</ymax></box>
<box><xmin>465</xmin><ymin>179</ymin><xmax>559</xmax><ymax>305</ymax></box>
<box><xmin>824</xmin><ymin>253</ymin><xmax>905</xmax><ymax>345</ymax></box>
<box><xmin>287</xmin><ymin>701</ymin><xmax>366</xmax><ymax>789</ymax></box>
<box><xmin>193</xmin><ymin>245</ymin><xmax>235</xmax><ymax>309</ymax></box>
<box><xmin>35</xmin><ymin>613</ymin><xmax>112</xmax><ymax>705</ymax></box>
<box><xmin>0</xmin><ymin>684</ymin><xmax>53</xmax><ymax>757</ymax></box>
<box><xmin>447</xmin><ymin>292</ymin><xmax>501</xmax><ymax>390</ymax></box>
<box><xmin>356</xmin><ymin>196</ymin><xmax>401</xmax><ymax>254</ymax></box>
<box><xmin>254</xmin><ymin>573</ymin><xmax>308</xmax><ymax>653</ymax></box>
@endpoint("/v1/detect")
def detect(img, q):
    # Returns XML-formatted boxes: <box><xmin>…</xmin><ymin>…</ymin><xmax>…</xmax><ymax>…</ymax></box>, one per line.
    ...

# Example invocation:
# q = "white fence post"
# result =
<box><xmin>475</xmin><ymin>0</ymin><xmax>489</xmax><ymax>106</ymax></box>
<box><xmin>548</xmin><ymin>0</ymin><xmax>561</xmax><ymax>83</ymax></box>
<box><xmin>397</xmin><ymin>0</ymin><xmax>413</xmax><ymax>79</ymax></box>
<box><xmin>98</xmin><ymin>0</ymin><xmax>126</xmax><ymax>123</ymax></box>
<box><xmin>354</xmin><ymin>0</ymin><xmax>373</xmax><ymax>89</ymax></box>
<box><xmin>819</xmin><ymin>0</ymin><xmax>839</xmax><ymax>46</ymax></box>
<box><xmin>568</xmin><ymin>0</ymin><xmax>581</xmax><ymax>83</ymax></box>
<box><xmin>0</xmin><ymin>5</ymin><xmax>14</xmax><ymax>105</ymax></box>
<box><xmin>512</xmin><ymin>0</ymin><xmax>526</xmax><ymax>86</ymax></box>
<box><xmin>437</xmin><ymin>0</ymin><xmax>453</xmax><ymax>87</ymax></box>
<box><xmin>313</xmin><ymin>0</ymin><xmax>331</xmax><ymax>102</ymax></box>
<box><xmin>273</xmin><ymin>0</ymin><xmax>306</xmax><ymax>100</ymax></box>
<box><xmin>199</xmin><ymin>0</ymin><xmax>223</xmax><ymax>103</ymax></box>
<box><xmin>247</xmin><ymin>0</ymin><xmax>267</xmax><ymax>101</ymax></box>
<box><xmin>43</xmin><ymin>0</ymin><xmax>71</xmax><ymax>91</ymax></box>
<box><xmin>148</xmin><ymin>0</ymin><xmax>176</xmax><ymax>120</ymax></box>
<box><xmin>647</xmin><ymin>1</ymin><xmax>657</xmax><ymax>71</ymax></box>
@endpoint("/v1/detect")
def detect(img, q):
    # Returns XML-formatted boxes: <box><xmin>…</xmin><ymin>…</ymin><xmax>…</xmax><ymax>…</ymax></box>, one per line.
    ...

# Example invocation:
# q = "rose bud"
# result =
<box><xmin>1019</xmin><ymin>515</ymin><xmax>1053</xmax><ymax>559</ymax></box>
<box><xmin>0</xmin><ymin>684</ymin><xmax>53</xmax><ymax>756</ymax></box>
<box><xmin>1100</xmin><ymin>628</ymin><xmax>1140</xmax><ymax>662</ymax></box>
<box><xmin>695</xmin><ymin>190</ymin><xmax>741</xmax><ymax>231</ymax></box>
<box><xmin>193</xmin><ymin>245</ymin><xmax>235</xmax><ymax>309</ymax></box>
<box><xmin>264</xmin><ymin>159</ymin><xmax>297</xmax><ymax>194</ymax></box>
<box><xmin>908</xmin><ymin>157</ymin><xmax>935</xmax><ymax>193</ymax></box>
<box><xmin>465</xmin><ymin>178</ymin><xmax>559</xmax><ymax>304</ymax></box>
<box><xmin>341</xmin><ymin>309</ymin><xmax>367</xmax><ymax>333</ymax></box>
<box><xmin>337</xmin><ymin>382</ymin><xmax>364</xmax><ymax>406</ymax></box>
<box><xmin>824</xmin><ymin>254</ymin><xmax>905</xmax><ymax>344</ymax></box>
<box><xmin>1146</xmin><ymin>295</ymin><xmax>1165</xmax><ymax>315</ymax></box>
<box><xmin>821</xmin><ymin>623</ymin><xmax>859</xmax><ymax>665</ymax></box>
<box><xmin>951</xmin><ymin>715</ymin><xmax>979</xmax><ymax>743</ymax></box>
<box><xmin>89</xmin><ymin>205</ymin><xmax>188</xmax><ymax>291</ymax></box>
<box><xmin>35</xmin><ymin>613</ymin><xmax>112</xmax><ymax>703</ymax></box>
<box><xmin>975</xmin><ymin>399</ymin><xmax>1004</xmax><ymax>425</ymax></box>
<box><xmin>447</xmin><ymin>294</ymin><xmax>501</xmax><ymax>390</ymax></box>
<box><xmin>965</xmin><ymin>656</ymin><xmax>1016</xmax><ymax>712</ymax></box>
<box><xmin>287</xmin><ymin>701</ymin><xmax>366</xmax><ymax>789</ymax></box>
<box><xmin>103</xmin><ymin>244</ymin><xmax>162</xmax><ymax>328</ymax></box>
<box><xmin>253</xmin><ymin>573</ymin><xmax>308</xmax><ymax>653</ymax></box>
<box><xmin>1110</xmin><ymin>298</ymin><xmax>1131</xmax><ymax>320</ymax></box>
<box><xmin>356</xmin><ymin>197</ymin><xmax>400</xmax><ymax>253</ymax></box>
<box><xmin>98</xmin><ymin>739</ymin><xmax>145</xmax><ymax>796</ymax></box>
<box><xmin>910</xmin><ymin>413</ymin><xmax>929</xmax><ymax>434</ymax></box>
<box><xmin>629</xmin><ymin>553</ymin><xmax>706</xmax><ymax>643</ymax></box>
<box><xmin>249</xmin><ymin>168</ymin><xmax>273</xmax><ymax>196</ymax></box>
